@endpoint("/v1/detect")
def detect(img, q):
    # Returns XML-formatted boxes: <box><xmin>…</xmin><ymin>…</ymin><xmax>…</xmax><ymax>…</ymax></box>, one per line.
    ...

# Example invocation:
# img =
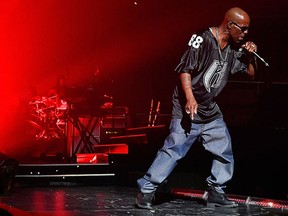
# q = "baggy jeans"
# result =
<box><xmin>137</xmin><ymin>117</ymin><xmax>234</xmax><ymax>194</ymax></box>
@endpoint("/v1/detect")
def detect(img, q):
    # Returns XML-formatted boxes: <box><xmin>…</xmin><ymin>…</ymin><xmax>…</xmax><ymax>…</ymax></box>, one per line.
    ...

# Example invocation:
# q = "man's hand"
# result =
<box><xmin>185</xmin><ymin>98</ymin><xmax>198</xmax><ymax>120</ymax></box>
<box><xmin>242</xmin><ymin>41</ymin><xmax>257</xmax><ymax>54</ymax></box>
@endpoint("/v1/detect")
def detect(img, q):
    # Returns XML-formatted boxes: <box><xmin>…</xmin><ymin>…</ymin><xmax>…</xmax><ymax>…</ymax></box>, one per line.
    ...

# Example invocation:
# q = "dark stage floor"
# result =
<box><xmin>1</xmin><ymin>185</ymin><xmax>288</xmax><ymax>216</ymax></box>
<box><xmin>1</xmin><ymin>121</ymin><xmax>287</xmax><ymax>215</ymax></box>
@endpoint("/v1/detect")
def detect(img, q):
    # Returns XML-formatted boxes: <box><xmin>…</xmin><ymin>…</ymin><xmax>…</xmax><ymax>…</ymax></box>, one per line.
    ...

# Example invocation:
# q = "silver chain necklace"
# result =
<box><xmin>216</xmin><ymin>27</ymin><xmax>229</xmax><ymax>64</ymax></box>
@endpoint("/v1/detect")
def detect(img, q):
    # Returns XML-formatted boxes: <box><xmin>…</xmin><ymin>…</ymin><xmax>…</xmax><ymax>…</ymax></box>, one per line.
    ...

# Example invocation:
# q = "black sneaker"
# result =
<box><xmin>136</xmin><ymin>192</ymin><xmax>155</xmax><ymax>210</ymax></box>
<box><xmin>206</xmin><ymin>186</ymin><xmax>238</xmax><ymax>208</ymax></box>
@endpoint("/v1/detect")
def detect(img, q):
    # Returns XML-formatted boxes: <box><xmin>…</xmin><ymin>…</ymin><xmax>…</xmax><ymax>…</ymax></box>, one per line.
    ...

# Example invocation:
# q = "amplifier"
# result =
<box><xmin>101</xmin><ymin>116</ymin><xmax>128</xmax><ymax>129</ymax></box>
<box><xmin>101</xmin><ymin>106</ymin><xmax>129</xmax><ymax>117</ymax></box>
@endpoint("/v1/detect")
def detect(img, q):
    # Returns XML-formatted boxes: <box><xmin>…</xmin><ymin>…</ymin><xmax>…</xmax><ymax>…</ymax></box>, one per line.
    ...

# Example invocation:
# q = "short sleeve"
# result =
<box><xmin>231</xmin><ymin>50</ymin><xmax>249</xmax><ymax>74</ymax></box>
<box><xmin>175</xmin><ymin>32</ymin><xmax>205</xmax><ymax>74</ymax></box>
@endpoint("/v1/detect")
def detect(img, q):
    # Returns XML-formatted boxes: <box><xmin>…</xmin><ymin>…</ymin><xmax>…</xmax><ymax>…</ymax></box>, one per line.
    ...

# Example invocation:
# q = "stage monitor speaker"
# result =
<box><xmin>0</xmin><ymin>153</ymin><xmax>18</xmax><ymax>195</ymax></box>
<box><xmin>0</xmin><ymin>208</ymin><xmax>12</xmax><ymax>216</ymax></box>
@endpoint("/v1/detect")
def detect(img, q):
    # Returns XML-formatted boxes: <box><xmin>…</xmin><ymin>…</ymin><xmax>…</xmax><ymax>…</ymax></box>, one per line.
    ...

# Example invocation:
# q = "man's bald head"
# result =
<box><xmin>224</xmin><ymin>7</ymin><xmax>250</xmax><ymax>24</ymax></box>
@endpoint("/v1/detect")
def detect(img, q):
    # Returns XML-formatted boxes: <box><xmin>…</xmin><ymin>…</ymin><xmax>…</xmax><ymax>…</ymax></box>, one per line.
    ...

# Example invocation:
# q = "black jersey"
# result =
<box><xmin>172</xmin><ymin>28</ymin><xmax>249</xmax><ymax>123</ymax></box>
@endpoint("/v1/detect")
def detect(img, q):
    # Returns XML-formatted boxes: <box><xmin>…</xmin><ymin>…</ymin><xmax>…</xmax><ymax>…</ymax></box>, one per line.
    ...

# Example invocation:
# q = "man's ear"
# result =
<box><xmin>227</xmin><ymin>21</ymin><xmax>232</xmax><ymax>29</ymax></box>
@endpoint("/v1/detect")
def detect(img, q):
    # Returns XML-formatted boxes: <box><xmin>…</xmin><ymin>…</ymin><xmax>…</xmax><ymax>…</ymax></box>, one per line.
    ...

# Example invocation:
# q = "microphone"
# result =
<box><xmin>239</xmin><ymin>48</ymin><xmax>269</xmax><ymax>67</ymax></box>
<box><xmin>252</xmin><ymin>51</ymin><xmax>269</xmax><ymax>67</ymax></box>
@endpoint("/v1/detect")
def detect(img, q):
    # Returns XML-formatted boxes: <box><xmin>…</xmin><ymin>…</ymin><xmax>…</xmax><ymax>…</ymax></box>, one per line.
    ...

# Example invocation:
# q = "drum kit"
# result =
<box><xmin>28</xmin><ymin>95</ymin><xmax>68</xmax><ymax>140</ymax></box>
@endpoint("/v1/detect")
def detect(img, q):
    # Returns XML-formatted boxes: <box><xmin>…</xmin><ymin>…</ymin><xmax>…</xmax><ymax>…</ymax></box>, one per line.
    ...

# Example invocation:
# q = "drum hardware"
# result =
<box><xmin>67</xmin><ymin>115</ymin><xmax>101</xmax><ymax>158</ymax></box>
<box><xmin>27</xmin><ymin>91</ymin><xmax>123</xmax><ymax>160</ymax></box>
<box><xmin>27</xmin><ymin>95</ymin><xmax>68</xmax><ymax>140</ymax></box>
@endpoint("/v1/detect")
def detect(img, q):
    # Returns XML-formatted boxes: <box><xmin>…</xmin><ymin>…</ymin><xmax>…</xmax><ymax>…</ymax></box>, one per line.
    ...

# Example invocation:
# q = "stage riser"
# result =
<box><xmin>14</xmin><ymin>163</ymin><xmax>119</xmax><ymax>186</ymax></box>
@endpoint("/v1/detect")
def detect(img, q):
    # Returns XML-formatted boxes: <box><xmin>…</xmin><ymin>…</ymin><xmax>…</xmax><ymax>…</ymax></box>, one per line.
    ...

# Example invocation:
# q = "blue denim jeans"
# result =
<box><xmin>137</xmin><ymin>117</ymin><xmax>234</xmax><ymax>194</ymax></box>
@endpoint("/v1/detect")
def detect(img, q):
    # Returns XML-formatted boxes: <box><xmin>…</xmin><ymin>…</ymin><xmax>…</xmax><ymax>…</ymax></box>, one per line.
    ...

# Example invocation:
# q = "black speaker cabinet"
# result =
<box><xmin>0</xmin><ymin>153</ymin><xmax>18</xmax><ymax>195</ymax></box>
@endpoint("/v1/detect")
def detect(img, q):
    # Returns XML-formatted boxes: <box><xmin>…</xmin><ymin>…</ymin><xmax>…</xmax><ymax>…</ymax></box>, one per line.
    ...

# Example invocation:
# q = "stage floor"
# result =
<box><xmin>1</xmin><ymin>185</ymin><xmax>288</xmax><ymax>216</ymax></box>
